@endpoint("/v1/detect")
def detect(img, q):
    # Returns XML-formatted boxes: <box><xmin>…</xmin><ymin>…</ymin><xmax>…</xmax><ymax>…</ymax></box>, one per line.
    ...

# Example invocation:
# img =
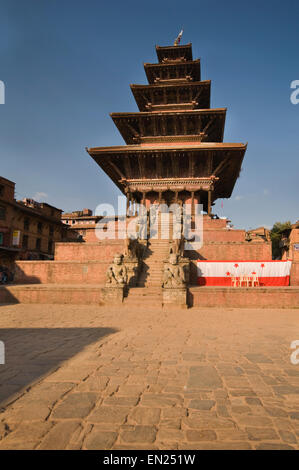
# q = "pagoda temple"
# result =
<box><xmin>87</xmin><ymin>42</ymin><xmax>247</xmax><ymax>216</ymax></box>
<box><xmin>2</xmin><ymin>41</ymin><xmax>298</xmax><ymax>309</ymax></box>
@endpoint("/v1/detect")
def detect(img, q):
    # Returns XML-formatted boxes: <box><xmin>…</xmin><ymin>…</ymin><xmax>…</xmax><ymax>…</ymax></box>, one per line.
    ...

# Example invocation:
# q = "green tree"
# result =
<box><xmin>270</xmin><ymin>221</ymin><xmax>292</xmax><ymax>259</ymax></box>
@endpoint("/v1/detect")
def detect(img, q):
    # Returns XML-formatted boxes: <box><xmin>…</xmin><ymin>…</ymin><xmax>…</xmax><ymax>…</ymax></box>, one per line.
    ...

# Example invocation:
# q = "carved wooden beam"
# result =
<box><xmin>207</xmin><ymin>152</ymin><xmax>214</xmax><ymax>175</ymax></box>
<box><xmin>138</xmin><ymin>155</ymin><xmax>146</xmax><ymax>179</ymax></box>
<box><xmin>124</xmin><ymin>156</ymin><xmax>132</xmax><ymax>179</ymax></box>
<box><xmin>171</xmin><ymin>154</ymin><xmax>177</xmax><ymax>176</ymax></box>
<box><xmin>126</xmin><ymin>120</ymin><xmax>140</xmax><ymax>141</ymax></box>
<box><xmin>213</xmin><ymin>153</ymin><xmax>231</xmax><ymax>176</ymax></box>
<box><xmin>139</xmin><ymin>117</ymin><xmax>146</xmax><ymax>137</ymax></box>
<box><xmin>108</xmin><ymin>159</ymin><xmax>125</xmax><ymax>179</ymax></box>
<box><xmin>202</xmin><ymin>116</ymin><xmax>216</xmax><ymax>135</ymax></box>
<box><xmin>189</xmin><ymin>153</ymin><xmax>195</xmax><ymax>177</ymax></box>
<box><xmin>193</xmin><ymin>87</ymin><xmax>203</xmax><ymax>103</ymax></box>
<box><xmin>155</xmin><ymin>154</ymin><xmax>162</xmax><ymax>177</ymax></box>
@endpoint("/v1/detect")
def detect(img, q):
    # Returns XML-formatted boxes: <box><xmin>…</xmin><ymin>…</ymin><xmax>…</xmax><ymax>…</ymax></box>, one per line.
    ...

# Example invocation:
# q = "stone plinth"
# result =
<box><xmin>102</xmin><ymin>285</ymin><xmax>125</xmax><ymax>304</ymax></box>
<box><xmin>123</xmin><ymin>258</ymin><xmax>140</xmax><ymax>287</ymax></box>
<box><xmin>162</xmin><ymin>286</ymin><xmax>187</xmax><ymax>308</ymax></box>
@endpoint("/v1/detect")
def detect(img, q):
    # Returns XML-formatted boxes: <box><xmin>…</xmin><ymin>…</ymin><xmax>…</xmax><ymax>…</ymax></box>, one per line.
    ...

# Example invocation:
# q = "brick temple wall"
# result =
<box><xmin>14</xmin><ymin>260</ymin><xmax>110</xmax><ymax>285</ymax></box>
<box><xmin>54</xmin><ymin>240</ymin><xmax>124</xmax><ymax>261</ymax></box>
<box><xmin>290</xmin><ymin>262</ymin><xmax>299</xmax><ymax>286</ymax></box>
<box><xmin>187</xmin><ymin>241</ymin><xmax>273</xmax><ymax>284</ymax></box>
<box><xmin>203</xmin><ymin>230</ymin><xmax>246</xmax><ymax>242</ymax></box>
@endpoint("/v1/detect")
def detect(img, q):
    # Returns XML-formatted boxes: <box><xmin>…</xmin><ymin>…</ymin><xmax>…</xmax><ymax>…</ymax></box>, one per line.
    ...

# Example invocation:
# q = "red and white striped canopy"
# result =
<box><xmin>197</xmin><ymin>260</ymin><xmax>292</xmax><ymax>286</ymax></box>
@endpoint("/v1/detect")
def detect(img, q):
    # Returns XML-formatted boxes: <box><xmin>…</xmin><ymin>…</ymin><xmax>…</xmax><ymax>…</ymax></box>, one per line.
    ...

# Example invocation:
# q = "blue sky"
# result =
<box><xmin>0</xmin><ymin>0</ymin><xmax>298</xmax><ymax>229</ymax></box>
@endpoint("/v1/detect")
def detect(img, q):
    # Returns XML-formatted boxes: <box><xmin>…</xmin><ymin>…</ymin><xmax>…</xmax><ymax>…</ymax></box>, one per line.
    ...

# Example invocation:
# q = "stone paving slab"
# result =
<box><xmin>0</xmin><ymin>304</ymin><xmax>299</xmax><ymax>449</ymax></box>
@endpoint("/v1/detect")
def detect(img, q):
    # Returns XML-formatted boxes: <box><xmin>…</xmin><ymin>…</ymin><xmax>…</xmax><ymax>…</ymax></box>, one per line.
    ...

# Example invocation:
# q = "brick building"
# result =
<box><xmin>0</xmin><ymin>176</ymin><xmax>68</xmax><ymax>266</ymax></box>
<box><xmin>62</xmin><ymin>209</ymin><xmax>99</xmax><ymax>242</ymax></box>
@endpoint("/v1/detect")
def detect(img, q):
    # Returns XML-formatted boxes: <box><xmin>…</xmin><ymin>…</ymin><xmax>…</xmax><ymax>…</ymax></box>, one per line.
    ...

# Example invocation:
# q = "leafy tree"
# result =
<box><xmin>270</xmin><ymin>221</ymin><xmax>292</xmax><ymax>259</ymax></box>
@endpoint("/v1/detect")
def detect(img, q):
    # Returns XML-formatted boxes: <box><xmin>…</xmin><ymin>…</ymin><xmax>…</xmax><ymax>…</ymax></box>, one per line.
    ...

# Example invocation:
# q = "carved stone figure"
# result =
<box><xmin>106</xmin><ymin>254</ymin><xmax>127</xmax><ymax>286</ymax></box>
<box><xmin>163</xmin><ymin>253</ymin><xmax>185</xmax><ymax>288</ymax></box>
<box><xmin>171</xmin><ymin>236</ymin><xmax>185</xmax><ymax>258</ymax></box>
<box><xmin>137</xmin><ymin>212</ymin><xmax>148</xmax><ymax>240</ymax></box>
<box><xmin>124</xmin><ymin>237</ymin><xmax>143</xmax><ymax>260</ymax></box>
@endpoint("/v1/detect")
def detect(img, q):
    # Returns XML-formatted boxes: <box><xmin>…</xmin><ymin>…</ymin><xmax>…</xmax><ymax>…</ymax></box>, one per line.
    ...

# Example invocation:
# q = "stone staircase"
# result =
<box><xmin>137</xmin><ymin>239</ymin><xmax>171</xmax><ymax>287</ymax></box>
<box><xmin>124</xmin><ymin>213</ymin><xmax>175</xmax><ymax>306</ymax></box>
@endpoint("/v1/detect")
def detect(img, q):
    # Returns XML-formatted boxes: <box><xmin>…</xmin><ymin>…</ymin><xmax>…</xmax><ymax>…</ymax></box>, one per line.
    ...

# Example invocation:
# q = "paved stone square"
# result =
<box><xmin>0</xmin><ymin>303</ymin><xmax>299</xmax><ymax>449</ymax></box>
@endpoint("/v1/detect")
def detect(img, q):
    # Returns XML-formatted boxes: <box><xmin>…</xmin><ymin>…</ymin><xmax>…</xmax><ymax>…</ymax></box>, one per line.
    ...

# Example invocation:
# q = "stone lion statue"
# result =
<box><xmin>106</xmin><ymin>254</ymin><xmax>127</xmax><ymax>286</ymax></box>
<box><xmin>163</xmin><ymin>253</ymin><xmax>185</xmax><ymax>288</ymax></box>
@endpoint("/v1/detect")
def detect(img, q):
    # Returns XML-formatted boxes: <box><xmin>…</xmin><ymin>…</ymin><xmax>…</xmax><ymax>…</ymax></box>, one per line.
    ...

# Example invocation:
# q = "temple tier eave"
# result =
<box><xmin>130</xmin><ymin>81</ymin><xmax>211</xmax><ymax>112</ymax></box>
<box><xmin>144</xmin><ymin>60</ymin><xmax>201</xmax><ymax>84</ymax></box>
<box><xmin>155</xmin><ymin>44</ymin><xmax>193</xmax><ymax>62</ymax></box>
<box><xmin>110</xmin><ymin>108</ymin><xmax>226</xmax><ymax>145</ymax></box>
<box><xmin>87</xmin><ymin>143</ymin><xmax>247</xmax><ymax>207</ymax></box>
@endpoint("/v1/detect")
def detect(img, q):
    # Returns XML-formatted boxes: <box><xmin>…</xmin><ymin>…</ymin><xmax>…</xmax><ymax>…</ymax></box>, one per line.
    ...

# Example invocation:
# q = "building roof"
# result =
<box><xmin>110</xmin><ymin>108</ymin><xmax>226</xmax><ymax>144</ymax></box>
<box><xmin>87</xmin><ymin>143</ymin><xmax>247</xmax><ymax>199</ymax></box>
<box><xmin>130</xmin><ymin>81</ymin><xmax>211</xmax><ymax>111</ymax></box>
<box><xmin>155</xmin><ymin>43</ymin><xmax>193</xmax><ymax>62</ymax></box>
<box><xmin>144</xmin><ymin>59</ymin><xmax>201</xmax><ymax>84</ymax></box>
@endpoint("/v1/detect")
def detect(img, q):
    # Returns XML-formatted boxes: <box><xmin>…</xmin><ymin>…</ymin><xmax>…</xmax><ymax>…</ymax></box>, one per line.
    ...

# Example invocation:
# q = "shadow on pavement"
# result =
<box><xmin>0</xmin><ymin>326</ymin><xmax>117</xmax><ymax>407</ymax></box>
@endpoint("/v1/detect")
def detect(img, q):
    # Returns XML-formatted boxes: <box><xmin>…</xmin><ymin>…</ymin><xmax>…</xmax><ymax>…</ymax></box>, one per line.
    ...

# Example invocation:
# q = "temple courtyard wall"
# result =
<box><xmin>0</xmin><ymin>284</ymin><xmax>298</xmax><ymax>308</ymax></box>
<box><xmin>12</xmin><ymin>240</ymin><xmax>272</xmax><ymax>286</ymax></box>
<box><xmin>2</xmin><ymin>218</ymin><xmax>297</xmax><ymax>308</ymax></box>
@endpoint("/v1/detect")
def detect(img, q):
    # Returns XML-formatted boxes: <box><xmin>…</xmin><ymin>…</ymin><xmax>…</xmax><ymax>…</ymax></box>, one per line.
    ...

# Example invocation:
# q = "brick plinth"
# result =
<box><xmin>189</xmin><ymin>286</ymin><xmax>299</xmax><ymax>308</ymax></box>
<box><xmin>0</xmin><ymin>285</ymin><xmax>104</xmax><ymax>305</ymax></box>
<box><xmin>1</xmin><ymin>285</ymin><xmax>298</xmax><ymax>308</ymax></box>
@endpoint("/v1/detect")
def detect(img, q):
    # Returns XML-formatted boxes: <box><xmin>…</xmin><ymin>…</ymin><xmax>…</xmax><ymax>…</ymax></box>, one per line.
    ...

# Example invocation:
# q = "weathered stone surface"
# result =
<box><xmin>186</xmin><ymin>430</ymin><xmax>217</xmax><ymax>441</ymax></box>
<box><xmin>1</xmin><ymin>304</ymin><xmax>299</xmax><ymax>450</ymax></box>
<box><xmin>103</xmin><ymin>396</ymin><xmax>139</xmax><ymax>407</ymax></box>
<box><xmin>140</xmin><ymin>394</ymin><xmax>182</xmax><ymax>407</ymax></box>
<box><xmin>38</xmin><ymin>421</ymin><xmax>80</xmax><ymax>450</ymax></box>
<box><xmin>87</xmin><ymin>406</ymin><xmax>130</xmax><ymax>424</ymax></box>
<box><xmin>182</xmin><ymin>416</ymin><xmax>236</xmax><ymax>429</ymax></box>
<box><xmin>117</xmin><ymin>385</ymin><xmax>145</xmax><ymax>396</ymax></box>
<box><xmin>45</xmin><ymin>367</ymin><xmax>92</xmax><ymax>383</ymax></box>
<box><xmin>231</xmin><ymin>405</ymin><xmax>251</xmax><ymax>414</ymax></box>
<box><xmin>120</xmin><ymin>425</ymin><xmax>157</xmax><ymax>444</ymax></box>
<box><xmin>230</xmin><ymin>389</ymin><xmax>257</xmax><ymax>397</ymax></box>
<box><xmin>255</xmin><ymin>443</ymin><xmax>295</xmax><ymax>450</ymax></box>
<box><xmin>237</xmin><ymin>415</ymin><xmax>272</xmax><ymax>426</ymax></box>
<box><xmin>245</xmin><ymin>354</ymin><xmax>273</xmax><ymax>364</ymax></box>
<box><xmin>188</xmin><ymin>399</ymin><xmax>215</xmax><ymax>410</ymax></box>
<box><xmin>245</xmin><ymin>397</ymin><xmax>262</xmax><ymax>406</ymax></box>
<box><xmin>102</xmin><ymin>286</ymin><xmax>125</xmax><ymax>304</ymax></box>
<box><xmin>52</xmin><ymin>393</ymin><xmax>97</xmax><ymax>419</ymax></box>
<box><xmin>4</xmin><ymin>400</ymin><xmax>51</xmax><ymax>421</ymax></box>
<box><xmin>84</xmin><ymin>428</ymin><xmax>117</xmax><ymax>450</ymax></box>
<box><xmin>246</xmin><ymin>427</ymin><xmax>279</xmax><ymax>441</ymax></box>
<box><xmin>279</xmin><ymin>430</ymin><xmax>297</xmax><ymax>444</ymax></box>
<box><xmin>0</xmin><ymin>421</ymin><xmax>52</xmax><ymax>449</ymax></box>
<box><xmin>128</xmin><ymin>407</ymin><xmax>161</xmax><ymax>425</ymax></box>
<box><xmin>179</xmin><ymin>441</ymin><xmax>252</xmax><ymax>450</ymax></box>
<box><xmin>162</xmin><ymin>287</ymin><xmax>186</xmax><ymax>307</ymax></box>
<box><xmin>162</xmin><ymin>408</ymin><xmax>187</xmax><ymax>419</ymax></box>
<box><xmin>77</xmin><ymin>376</ymin><xmax>109</xmax><ymax>392</ymax></box>
<box><xmin>188</xmin><ymin>366</ymin><xmax>222</xmax><ymax>389</ymax></box>
<box><xmin>265</xmin><ymin>406</ymin><xmax>288</xmax><ymax>418</ymax></box>
<box><xmin>157</xmin><ymin>428</ymin><xmax>184</xmax><ymax>441</ymax></box>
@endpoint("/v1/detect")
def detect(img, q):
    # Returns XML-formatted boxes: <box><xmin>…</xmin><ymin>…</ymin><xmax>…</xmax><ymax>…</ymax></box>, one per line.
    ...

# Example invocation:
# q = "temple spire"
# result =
<box><xmin>174</xmin><ymin>29</ymin><xmax>183</xmax><ymax>46</ymax></box>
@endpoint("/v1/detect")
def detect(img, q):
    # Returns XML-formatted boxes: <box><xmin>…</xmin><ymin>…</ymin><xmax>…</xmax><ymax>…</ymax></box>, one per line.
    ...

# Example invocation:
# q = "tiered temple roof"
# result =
<box><xmin>88</xmin><ymin>42</ymin><xmax>247</xmax><ymax>213</ymax></box>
